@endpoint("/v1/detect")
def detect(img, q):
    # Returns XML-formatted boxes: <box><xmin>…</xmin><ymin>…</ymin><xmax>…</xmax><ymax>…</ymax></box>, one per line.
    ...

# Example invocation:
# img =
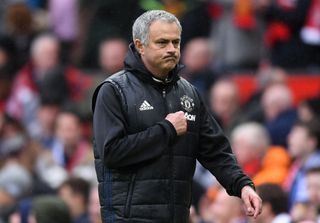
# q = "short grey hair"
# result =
<box><xmin>132</xmin><ymin>10</ymin><xmax>182</xmax><ymax>45</ymax></box>
<box><xmin>231</xmin><ymin>122</ymin><xmax>270</xmax><ymax>152</ymax></box>
<box><xmin>31</xmin><ymin>33</ymin><xmax>59</xmax><ymax>56</ymax></box>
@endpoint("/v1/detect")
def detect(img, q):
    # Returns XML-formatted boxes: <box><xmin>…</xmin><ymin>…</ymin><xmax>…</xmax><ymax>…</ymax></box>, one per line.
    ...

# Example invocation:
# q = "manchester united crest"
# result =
<box><xmin>180</xmin><ymin>95</ymin><xmax>195</xmax><ymax>112</ymax></box>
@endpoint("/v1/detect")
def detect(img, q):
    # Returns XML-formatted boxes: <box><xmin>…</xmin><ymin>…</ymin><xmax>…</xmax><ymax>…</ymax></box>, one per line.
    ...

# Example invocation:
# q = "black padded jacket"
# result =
<box><xmin>92</xmin><ymin>44</ymin><xmax>253</xmax><ymax>223</ymax></box>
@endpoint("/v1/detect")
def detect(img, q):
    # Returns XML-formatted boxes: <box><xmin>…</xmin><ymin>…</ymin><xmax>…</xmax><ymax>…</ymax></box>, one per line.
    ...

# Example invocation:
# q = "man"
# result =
<box><xmin>5</xmin><ymin>34</ymin><xmax>87</xmax><ymax>138</ymax></box>
<box><xmin>206</xmin><ymin>188</ymin><xmax>248</xmax><ymax>223</ymax></box>
<box><xmin>306</xmin><ymin>167</ymin><xmax>320</xmax><ymax>208</ymax></box>
<box><xmin>28</xmin><ymin>195</ymin><xmax>71</xmax><ymax>223</ymax></box>
<box><xmin>98</xmin><ymin>37</ymin><xmax>128</xmax><ymax>75</ymax></box>
<box><xmin>251</xmin><ymin>184</ymin><xmax>290</xmax><ymax>223</ymax></box>
<box><xmin>306</xmin><ymin>167</ymin><xmax>320</xmax><ymax>222</ymax></box>
<box><xmin>92</xmin><ymin>10</ymin><xmax>262</xmax><ymax>222</ymax></box>
<box><xmin>285</xmin><ymin>120</ymin><xmax>320</xmax><ymax>208</ymax></box>
<box><xmin>58</xmin><ymin>177</ymin><xmax>91</xmax><ymax>223</ymax></box>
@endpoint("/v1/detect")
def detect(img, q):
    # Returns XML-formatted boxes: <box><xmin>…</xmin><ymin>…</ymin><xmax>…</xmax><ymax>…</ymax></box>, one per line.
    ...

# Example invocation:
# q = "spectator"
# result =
<box><xmin>306</xmin><ymin>167</ymin><xmax>320</xmax><ymax>209</ymax></box>
<box><xmin>6</xmin><ymin>34</ymin><xmax>86</xmax><ymax>137</ymax></box>
<box><xmin>203</xmin><ymin>188</ymin><xmax>247</xmax><ymax>223</ymax></box>
<box><xmin>54</xmin><ymin>111</ymin><xmax>92</xmax><ymax>173</ymax></box>
<box><xmin>290</xmin><ymin>201</ymin><xmax>318</xmax><ymax>223</ymax></box>
<box><xmin>255</xmin><ymin>0</ymin><xmax>313</xmax><ymax>68</ymax></box>
<box><xmin>208</xmin><ymin>78</ymin><xmax>240</xmax><ymax>133</ymax></box>
<box><xmin>4</xmin><ymin>2</ymin><xmax>35</xmax><ymax>69</ymax></box>
<box><xmin>284</xmin><ymin>121</ymin><xmax>320</xmax><ymax>208</ymax></box>
<box><xmin>298</xmin><ymin>97</ymin><xmax>320</xmax><ymax>123</ymax></box>
<box><xmin>240</xmin><ymin>66</ymin><xmax>287</xmax><ymax>124</ymax></box>
<box><xmin>36</xmin><ymin>99</ymin><xmax>63</xmax><ymax>150</ymax></box>
<box><xmin>78</xmin><ymin>0</ymin><xmax>144</xmax><ymax>68</ymax></box>
<box><xmin>305</xmin><ymin>167</ymin><xmax>320</xmax><ymax>223</ymax></box>
<box><xmin>75</xmin><ymin>37</ymin><xmax>128</xmax><ymax>122</ymax></box>
<box><xmin>0</xmin><ymin>134</ymin><xmax>33</xmax><ymax>219</ymax></box>
<box><xmin>29</xmin><ymin>195</ymin><xmax>71</xmax><ymax>223</ymax></box>
<box><xmin>261</xmin><ymin>83</ymin><xmax>297</xmax><ymax>146</ymax></box>
<box><xmin>231</xmin><ymin>122</ymin><xmax>290</xmax><ymax>185</ymax></box>
<box><xmin>58</xmin><ymin>178</ymin><xmax>90</xmax><ymax>223</ymax></box>
<box><xmin>252</xmin><ymin>183</ymin><xmax>290</xmax><ymax>223</ymax></box>
<box><xmin>35</xmin><ymin>111</ymin><xmax>93</xmax><ymax>189</ymax></box>
<box><xmin>210</xmin><ymin>0</ymin><xmax>264</xmax><ymax>71</ymax></box>
<box><xmin>98</xmin><ymin>37</ymin><xmax>128</xmax><ymax>75</ymax></box>
<box><xmin>181</xmin><ymin>37</ymin><xmax>217</xmax><ymax>98</ymax></box>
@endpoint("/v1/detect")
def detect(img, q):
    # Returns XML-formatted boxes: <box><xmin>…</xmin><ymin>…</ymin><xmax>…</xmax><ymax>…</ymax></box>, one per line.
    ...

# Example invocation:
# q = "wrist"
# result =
<box><xmin>241</xmin><ymin>182</ymin><xmax>256</xmax><ymax>195</ymax></box>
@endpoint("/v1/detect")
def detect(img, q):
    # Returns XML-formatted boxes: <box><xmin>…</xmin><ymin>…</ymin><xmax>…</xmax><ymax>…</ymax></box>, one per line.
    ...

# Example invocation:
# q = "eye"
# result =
<box><xmin>157</xmin><ymin>41</ymin><xmax>167</xmax><ymax>46</ymax></box>
<box><xmin>173</xmin><ymin>40</ymin><xmax>180</xmax><ymax>47</ymax></box>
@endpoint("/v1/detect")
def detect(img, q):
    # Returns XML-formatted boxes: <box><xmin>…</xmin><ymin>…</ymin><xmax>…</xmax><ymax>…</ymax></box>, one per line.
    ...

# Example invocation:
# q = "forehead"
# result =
<box><xmin>148</xmin><ymin>20</ymin><xmax>181</xmax><ymax>40</ymax></box>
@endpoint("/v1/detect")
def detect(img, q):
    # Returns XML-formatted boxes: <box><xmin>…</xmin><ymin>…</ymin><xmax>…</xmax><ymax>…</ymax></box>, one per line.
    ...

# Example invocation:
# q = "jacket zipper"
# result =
<box><xmin>162</xmin><ymin>88</ymin><xmax>166</xmax><ymax>98</ymax></box>
<box><xmin>124</xmin><ymin>173</ymin><xmax>136</xmax><ymax>218</ymax></box>
<box><xmin>162</xmin><ymin>87</ymin><xmax>174</xmax><ymax>221</ymax></box>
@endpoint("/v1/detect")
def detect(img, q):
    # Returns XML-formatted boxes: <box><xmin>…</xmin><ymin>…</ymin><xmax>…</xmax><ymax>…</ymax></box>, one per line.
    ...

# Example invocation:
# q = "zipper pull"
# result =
<box><xmin>162</xmin><ymin>88</ymin><xmax>166</xmax><ymax>98</ymax></box>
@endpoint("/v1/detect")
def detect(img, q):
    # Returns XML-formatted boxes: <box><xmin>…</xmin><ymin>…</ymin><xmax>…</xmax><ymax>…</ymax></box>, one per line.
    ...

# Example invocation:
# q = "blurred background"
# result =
<box><xmin>0</xmin><ymin>0</ymin><xmax>320</xmax><ymax>222</ymax></box>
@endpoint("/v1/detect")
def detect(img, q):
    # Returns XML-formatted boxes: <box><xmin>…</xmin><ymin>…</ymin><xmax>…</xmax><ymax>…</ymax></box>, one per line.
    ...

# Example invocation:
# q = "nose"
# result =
<box><xmin>166</xmin><ymin>42</ymin><xmax>176</xmax><ymax>53</ymax></box>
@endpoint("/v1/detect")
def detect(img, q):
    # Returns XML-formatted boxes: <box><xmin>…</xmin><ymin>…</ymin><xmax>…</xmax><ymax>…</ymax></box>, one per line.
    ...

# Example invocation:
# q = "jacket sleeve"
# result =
<box><xmin>196</xmin><ymin>95</ymin><xmax>253</xmax><ymax>197</ymax></box>
<box><xmin>93</xmin><ymin>82</ymin><xmax>177</xmax><ymax>169</ymax></box>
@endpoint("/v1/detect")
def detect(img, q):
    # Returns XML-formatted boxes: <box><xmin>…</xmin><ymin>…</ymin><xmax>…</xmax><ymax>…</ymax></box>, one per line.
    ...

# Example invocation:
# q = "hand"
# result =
<box><xmin>165</xmin><ymin>111</ymin><xmax>187</xmax><ymax>136</ymax></box>
<box><xmin>241</xmin><ymin>185</ymin><xmax>262</xmax><ymax>218</ymax></box>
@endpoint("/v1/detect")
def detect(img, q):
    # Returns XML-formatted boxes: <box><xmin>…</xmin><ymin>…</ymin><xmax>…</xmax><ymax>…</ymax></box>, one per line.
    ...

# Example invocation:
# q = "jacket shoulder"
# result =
<box><xmin>91</xmin><ymin>70</ymin><xmax>128</xmax><ymax>113</ymax></box>
<box><xmin>177</xmin><ymin>77</ymin><xmax>201</xmax><ymax>98</ymax></box>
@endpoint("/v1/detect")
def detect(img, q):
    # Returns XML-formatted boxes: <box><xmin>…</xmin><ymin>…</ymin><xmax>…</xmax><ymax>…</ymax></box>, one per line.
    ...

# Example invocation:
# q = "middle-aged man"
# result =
<box><xmin>92</xmin><ymin>10</ymin><xmax>262</xmax><ymax>222</ymax></box>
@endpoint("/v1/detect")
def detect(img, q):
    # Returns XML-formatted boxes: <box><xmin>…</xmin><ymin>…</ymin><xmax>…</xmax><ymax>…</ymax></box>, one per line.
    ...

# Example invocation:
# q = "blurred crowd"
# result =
<box><xmin>0</xmin><ymin>0</ymin><xmax>320</xmax><ymax>223</ymax></box>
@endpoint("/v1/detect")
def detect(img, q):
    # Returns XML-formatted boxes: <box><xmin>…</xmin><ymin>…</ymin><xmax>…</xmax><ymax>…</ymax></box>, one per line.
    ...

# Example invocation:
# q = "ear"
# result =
<box><xmin>134</xmin><ymin>39</ymin><xmax>145</xmax><ymax>55</ymax></box>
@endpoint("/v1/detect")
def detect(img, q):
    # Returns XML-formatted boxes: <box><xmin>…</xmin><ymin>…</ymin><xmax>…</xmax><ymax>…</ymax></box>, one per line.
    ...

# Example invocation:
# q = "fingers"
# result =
<box><xmin>252</xmin><ymin>196</ymin><xmax>262</xmax><ymax>218</ymax></box>
<box><xmin>165</xmin><ymin>111</ymin><xmax>187</xmax><ymax>136</ymax></box>
<box><xmin>243</xmin><ymin>196</ymin><xmax>254</xmax><ymax>217</ymax></box>
<box><xmin>243</xmin><ymin>195</ymin><xmax>262</xmax><ymax>218</ymax></box>
<box><xmin>241</xmin><ymin>185</ymin><xmax>262</xmax><ymax>218</ymax></box>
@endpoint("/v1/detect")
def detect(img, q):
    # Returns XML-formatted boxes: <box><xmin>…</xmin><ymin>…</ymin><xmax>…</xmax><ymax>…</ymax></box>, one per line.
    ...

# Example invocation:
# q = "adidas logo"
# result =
<box><xmin>139</xmin><ymin>100</ymin><xmax>154</xmax><ymax>111</ymax></box>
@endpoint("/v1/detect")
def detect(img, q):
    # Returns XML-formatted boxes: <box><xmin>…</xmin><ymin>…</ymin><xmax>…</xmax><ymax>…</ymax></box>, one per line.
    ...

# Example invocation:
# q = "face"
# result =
<box><xmin>306</xmin><ymin>172</ymin><xmax>320</xmax><ymax>205</ymax></box>
<box><xmin>38</xmin><ymin>105</ymin><xmax>60</xmax><ymax>135</ymax></box>
<box><xmin>298</xmin><ymin>104</ymin><xmax>314</xmax><ymax>123</ymax></box>
<box><xmin>59</xmin><ymin>186</ymin><xmax>84</xmax><ymax>216</ymax></box>
<box><xmin>209</xmin><ymin>189</ymin><xmax>243</xmax><ymax>223</ymax></box>
<box><xmin>182</xmin><ymin>38</ymin><xmax>211</xmax><ymax>72</ymax></box>
<box><xmin>210</xmin><ymin>81</ymin><xmax>239</xmax><ymax>118</ymax></box>
<box><xmin>231</xmin><ymin>135</ymin><xmax>259</xmax><ymax>167</ymax></box>
<box><xmin>32</xmin><ymin>39</ymin><xmax>59</xmax><ymax>73</ymax></box>
<box><xmin>287</xmin><ymin>126</ymin><xmax>311</xmax><ymax>158</ymax></box>
<box><xmin>99</xmin><ymin>40</ymin><xmax>127</xmax><ymax>74</ymax></box>
<box><xmin>135</xmin><ymin>20</ymin><xmax>181</xmax><ymax>77</ymax></box>
<box><xmin>55</xmin><ymin>113</ymin><xmax>81</xmax><ymax>149</ymax></box>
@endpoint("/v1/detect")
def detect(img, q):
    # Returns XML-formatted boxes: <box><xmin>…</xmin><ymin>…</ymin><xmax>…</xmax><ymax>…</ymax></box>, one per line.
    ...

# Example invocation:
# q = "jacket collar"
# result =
<box><xmin>124</xmin><ymin>43</ymin><xmax>184</xmax><ymax>87</ymax></box>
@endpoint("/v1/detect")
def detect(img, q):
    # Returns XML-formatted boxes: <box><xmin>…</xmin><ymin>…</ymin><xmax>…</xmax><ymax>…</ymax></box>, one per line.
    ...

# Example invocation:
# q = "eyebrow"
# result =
<box><xmin>155</xmin><ymin>38</ymin><xmax>180</xmax><ymax>42</ymax></box>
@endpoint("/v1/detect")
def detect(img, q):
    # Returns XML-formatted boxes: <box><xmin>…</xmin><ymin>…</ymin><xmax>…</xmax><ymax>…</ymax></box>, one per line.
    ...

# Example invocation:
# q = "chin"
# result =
<box><xmin>164</xmin><ymin>63</ymin><xmax>177</xmax><ymax>70</ymax></box>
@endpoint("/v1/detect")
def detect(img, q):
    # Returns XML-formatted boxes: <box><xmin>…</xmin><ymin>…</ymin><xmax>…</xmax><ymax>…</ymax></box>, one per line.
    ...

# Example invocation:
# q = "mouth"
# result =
<box><xmin>163</xmin><ymin>56</ymin><xmax>177</xmax><ymax>62</ymax></box>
